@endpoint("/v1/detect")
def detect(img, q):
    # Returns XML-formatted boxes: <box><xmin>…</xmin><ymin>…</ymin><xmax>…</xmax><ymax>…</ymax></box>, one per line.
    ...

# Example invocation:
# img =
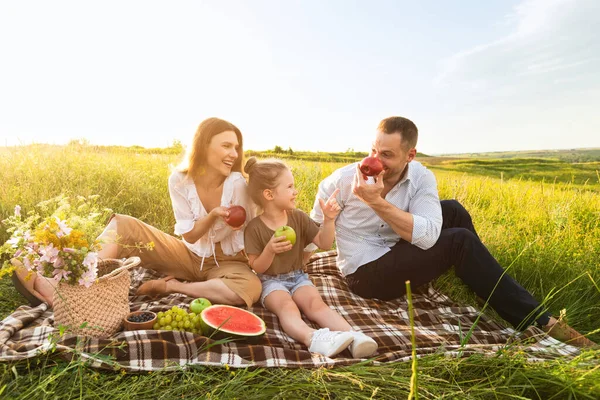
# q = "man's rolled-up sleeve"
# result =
<box><xmin>409</xmin><ymin>170</ymin><xmax>442</xmax><ymax>250</ymax></box>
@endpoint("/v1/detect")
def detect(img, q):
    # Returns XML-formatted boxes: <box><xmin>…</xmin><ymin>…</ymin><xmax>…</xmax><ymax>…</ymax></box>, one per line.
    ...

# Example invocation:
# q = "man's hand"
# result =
<box><xmin>318</xmin><ymin>188</ymin><xmax>341</xmax><ymax>221</ymax></box>
<box><xmin>352</xmin><ymin>164</ymin><xmax>384</xmax><ymax>206</ymax></box>
<box><xmin>266</xmin><ymin>235</ymin><xmax>293</xmax><ymax>254</ymax></box>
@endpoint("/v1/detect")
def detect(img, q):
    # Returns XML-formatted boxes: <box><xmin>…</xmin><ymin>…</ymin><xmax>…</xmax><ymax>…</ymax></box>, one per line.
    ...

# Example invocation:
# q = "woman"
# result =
<box><xmin>13</xmin><ymin>118</ymin><xmax>262</xmax><ymax>308</ymax></box>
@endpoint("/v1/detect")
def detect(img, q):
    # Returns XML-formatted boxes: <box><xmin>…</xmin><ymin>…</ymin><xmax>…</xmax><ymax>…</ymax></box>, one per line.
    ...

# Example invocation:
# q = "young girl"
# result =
<box><xmin>243</xmin><ymin>157</ymin><xmax>378</xmax><ymax>358</ymax></box>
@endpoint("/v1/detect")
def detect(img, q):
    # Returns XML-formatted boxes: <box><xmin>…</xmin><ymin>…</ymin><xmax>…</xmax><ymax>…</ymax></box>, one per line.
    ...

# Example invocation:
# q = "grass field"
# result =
<box><xmin>1</xmin><ymin>144</ymin><xmax>599</xmax><ymax>399</ymax></box>
<box><xmin>441</xmin><ymin>148</ymin><xmax>600</xmax><ymax>163</ymax></box>
<box><xmin>421</xmin><ymin>156</ymin><xmax>600</xmax><ymax>188</ymax></box>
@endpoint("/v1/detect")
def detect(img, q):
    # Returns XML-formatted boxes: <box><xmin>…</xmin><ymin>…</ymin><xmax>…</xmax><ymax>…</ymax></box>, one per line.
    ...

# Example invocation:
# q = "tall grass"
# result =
<box><xmin>2</xmin><ymin>352</ymin><xmax>598</xmax><ymax>399</ymax></box>
<box><xmin>433</xmin><ymin>170</ymin><xmax>600</xmax><ymax>334</ymax></box>
<box><xmin>1</xmin><ymin>145</ymin><xmax>599</xmax><ymax>398</ymax></box>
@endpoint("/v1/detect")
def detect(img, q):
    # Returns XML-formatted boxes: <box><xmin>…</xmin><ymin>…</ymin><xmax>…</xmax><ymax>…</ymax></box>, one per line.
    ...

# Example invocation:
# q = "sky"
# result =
<box><xmin>0</xmin><ymin>0</ymin><xmax>599</xmax><ymax>155</ymax></box>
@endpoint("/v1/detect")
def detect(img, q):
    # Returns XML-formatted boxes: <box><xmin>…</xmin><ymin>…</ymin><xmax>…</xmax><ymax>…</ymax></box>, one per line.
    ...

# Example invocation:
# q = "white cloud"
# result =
<box><xmin>427</xmin><ymin>0</ymin><xmax>600</xmax><ymax>153</ymax></box>
<box><xmin>435</xmin><ymin>0</ymin><xmax>600</xmax><ymax>100</ymax></box>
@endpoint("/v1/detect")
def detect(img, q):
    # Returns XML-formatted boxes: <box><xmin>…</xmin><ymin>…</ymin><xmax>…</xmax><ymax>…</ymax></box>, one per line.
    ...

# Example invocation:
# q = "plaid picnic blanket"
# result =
<box><xmin>0</xmin><ymin>251</ymin><xmax>579</xmax><ymax>371</ymax></box>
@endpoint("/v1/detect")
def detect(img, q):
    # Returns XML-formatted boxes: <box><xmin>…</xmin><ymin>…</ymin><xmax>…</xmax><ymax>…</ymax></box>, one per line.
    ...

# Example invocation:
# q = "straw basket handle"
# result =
<box><xmin>97</xmin><ymin>256</ymin><xmax>142</xmax><ymax>282</ymax></box>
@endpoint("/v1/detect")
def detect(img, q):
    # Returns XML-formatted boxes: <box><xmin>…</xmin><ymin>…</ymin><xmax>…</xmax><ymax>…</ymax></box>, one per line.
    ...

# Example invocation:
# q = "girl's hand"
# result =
<box><xmin>267</xmin><ymin>235</ymin><xmax>293</xmax><ymax>254</ymax></box>
<box><xmin>318</xmin><ymin>188</ymin><xmax>341</xmax><ymax>221</ymax></box>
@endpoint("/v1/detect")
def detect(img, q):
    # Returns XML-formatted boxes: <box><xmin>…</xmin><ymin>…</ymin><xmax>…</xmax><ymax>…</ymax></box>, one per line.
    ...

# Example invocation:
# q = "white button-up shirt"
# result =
<box><xmin>310</xmin><ymin>161</ymin><xmax>442</xmax><ymax>276</ymax></box>
<box><xmin>168</xmin><ymin>171</ymin><xmax>256</xmax><ymax>258</ymax></box>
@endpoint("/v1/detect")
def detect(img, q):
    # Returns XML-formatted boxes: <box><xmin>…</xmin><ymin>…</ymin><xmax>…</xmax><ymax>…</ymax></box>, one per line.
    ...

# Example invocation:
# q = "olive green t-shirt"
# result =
<box><xmin>244</xmin><ymin>209</ymin><xmax>320</xmax><ymax>276</ymax></box>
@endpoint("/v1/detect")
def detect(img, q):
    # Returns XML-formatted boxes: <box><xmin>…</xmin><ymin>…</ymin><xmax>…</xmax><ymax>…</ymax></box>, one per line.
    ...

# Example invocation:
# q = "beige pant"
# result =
<box><xmin>110</xmin><ymin>214</ymin><xmax>261</xmax><ymax>307</ymax></box>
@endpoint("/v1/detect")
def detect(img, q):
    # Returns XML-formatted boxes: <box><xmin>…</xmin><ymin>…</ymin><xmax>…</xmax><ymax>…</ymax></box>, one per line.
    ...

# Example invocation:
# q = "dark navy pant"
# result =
<box><xmin>346</xmin><ymin>200</ymin><xmax>551</xmax><ymax>330</ymax></box>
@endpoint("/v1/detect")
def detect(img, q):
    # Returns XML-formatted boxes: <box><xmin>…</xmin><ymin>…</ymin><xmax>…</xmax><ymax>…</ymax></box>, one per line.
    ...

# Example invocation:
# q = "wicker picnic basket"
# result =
<box><xmin>52</xmin><ymin>257</ymin><xmax>141</xmax><ymax>338</ymax></box>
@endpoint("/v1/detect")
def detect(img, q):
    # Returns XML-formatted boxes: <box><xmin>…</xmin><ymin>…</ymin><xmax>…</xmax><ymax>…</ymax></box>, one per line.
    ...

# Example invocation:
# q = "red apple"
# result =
<box><xmin>224</xmin><ymin>205</ymin><xmax>246</xmax><ymax>228</ymax></box>
<box><xmin>359</xmin><ymin>156</ymin><xmax>384</xmax><ymax>176</ymax></box>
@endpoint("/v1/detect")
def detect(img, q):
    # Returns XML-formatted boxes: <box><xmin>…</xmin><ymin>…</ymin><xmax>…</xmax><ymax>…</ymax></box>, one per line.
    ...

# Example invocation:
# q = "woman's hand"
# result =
<box><xmin>267</xmin><ymin>235</ymin><xmax>293</xmax><ymax>254</ymax></box>
<box><xmin>183</xmin><ymin>206</ymin><xmax>234</xmax><ymax>244</ymax></box>
<box><xmin>319</xmin><ymin>188</ymin><xmax>341</xmax><ymax>221</ymax></box>
<box><xmin>209</xmin><ymin>206</ymin><xmax>246</xmax><ymax>230</ymax></box>
<box><xmin>209</xmin><ymin>206</ymin><xmax>230</xmax><ymax>221</ymax></box>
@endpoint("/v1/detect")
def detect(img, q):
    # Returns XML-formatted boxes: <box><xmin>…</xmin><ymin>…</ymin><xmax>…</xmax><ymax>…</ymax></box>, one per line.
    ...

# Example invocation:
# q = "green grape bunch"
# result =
<box><xmin>153</xmin><ymin>306</ymin><xmax>204</xmax><ymax>335</ymax></box>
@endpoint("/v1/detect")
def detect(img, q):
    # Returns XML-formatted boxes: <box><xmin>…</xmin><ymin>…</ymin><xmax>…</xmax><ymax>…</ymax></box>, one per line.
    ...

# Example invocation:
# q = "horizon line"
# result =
<box><xmin>1</xmin><ymin>141</ymin><xmax>599</xmax><ymax>157</ymax></box>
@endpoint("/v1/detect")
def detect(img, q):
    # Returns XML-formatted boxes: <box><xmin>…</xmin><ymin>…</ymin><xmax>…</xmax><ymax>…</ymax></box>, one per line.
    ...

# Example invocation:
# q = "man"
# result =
<box><xmin>310</xmin><ymin>116</ymin><xmax>594</xmax><ymax>347</ymax></box>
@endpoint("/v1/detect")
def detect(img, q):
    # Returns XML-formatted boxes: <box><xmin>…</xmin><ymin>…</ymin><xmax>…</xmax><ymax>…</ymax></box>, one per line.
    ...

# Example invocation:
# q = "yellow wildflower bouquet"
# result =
<box><xmin>0</xmin><ymin>195</ymin><xmax>113</xmax><ymax>287</ymax></box>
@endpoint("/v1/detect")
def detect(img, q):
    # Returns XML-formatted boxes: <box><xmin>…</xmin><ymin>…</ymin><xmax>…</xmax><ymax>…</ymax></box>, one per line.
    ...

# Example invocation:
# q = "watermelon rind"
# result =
<box><xmin>200</xmin><ymin>305</ymin><xmax>266</xmax><ymax>340</ymax></box>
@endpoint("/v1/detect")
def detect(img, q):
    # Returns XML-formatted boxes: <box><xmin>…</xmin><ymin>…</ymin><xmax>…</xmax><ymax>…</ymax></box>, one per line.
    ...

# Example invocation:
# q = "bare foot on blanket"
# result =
<box><xmin>34</xmin><ymin>273</ymin><xmax>58</xmax><ymax>307</ymax></box>
<box><xmin>136</xmin><ymin>276</ymin><xmax>177</xmax><ymax>297</ymax></box>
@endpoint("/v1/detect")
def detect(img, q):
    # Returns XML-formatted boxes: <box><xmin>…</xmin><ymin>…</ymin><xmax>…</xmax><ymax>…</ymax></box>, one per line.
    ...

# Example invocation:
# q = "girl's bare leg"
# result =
<box><xmin>293</xmin><ymin>286</ymin><xmax>352</xmax><ymax>331</ymax></box>
<box><xmin>264</xmin><ymin>290</ymin><xmax>315</xmax><ymax>346</ymax></box>
<box><xmin>294</xmin><ymin>286</ymin><xmax>378</xmax><ymax>358</ymax></box>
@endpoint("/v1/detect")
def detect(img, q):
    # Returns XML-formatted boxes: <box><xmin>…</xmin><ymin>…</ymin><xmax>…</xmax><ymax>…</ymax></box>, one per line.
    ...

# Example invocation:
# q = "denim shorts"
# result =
<box><xmin>258</xmin><ymin>269</ymin><xmax>314</xmax><ymax>306</ymax></box>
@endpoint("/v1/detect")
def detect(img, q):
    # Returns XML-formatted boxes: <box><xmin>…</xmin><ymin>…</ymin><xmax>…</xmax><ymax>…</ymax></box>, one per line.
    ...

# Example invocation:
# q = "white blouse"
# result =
<box><xmin>168</xmin><ymin>171</ymin><xmax>256</xmax><ymax>259</ymax></box>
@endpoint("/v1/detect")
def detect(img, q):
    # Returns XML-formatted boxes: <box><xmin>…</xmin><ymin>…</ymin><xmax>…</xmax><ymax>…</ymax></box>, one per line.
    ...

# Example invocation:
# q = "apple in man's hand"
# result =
<box><xmin>274</xmin><ymin>225</ymin><xmax>296</xmax><ymax>246</ymax></box>
<box><xmin>359</xmin><ymin>156</ymin><xmax>383</xmax><ymax>177</ymax></box>
<box><xmin>190</xmin><ymin>298</ymin><xmax>212</xmax><ymax>314</ymax></box>
<box><xmin>224</xmin><ymin>205</ymin><xmax>246</xmax><ymax>228</ymax></box>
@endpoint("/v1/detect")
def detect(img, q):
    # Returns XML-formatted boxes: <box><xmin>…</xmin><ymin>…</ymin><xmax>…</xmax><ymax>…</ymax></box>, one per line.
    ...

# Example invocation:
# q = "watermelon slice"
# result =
<box><xmin>200</xmin><ymin>305</ymin><xmax>266</xmax><ymax>341</ymax></box>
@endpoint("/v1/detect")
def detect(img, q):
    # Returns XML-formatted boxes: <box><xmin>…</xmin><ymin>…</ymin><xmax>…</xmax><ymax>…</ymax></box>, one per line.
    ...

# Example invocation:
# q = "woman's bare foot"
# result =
<box><xmin>136</xmin><ymin>276</ymin><xmax>177</xmax><ymax>297</ymax></box>
<box><xmin>11</xmin><ymin>260</ymin><xmax>56</xmax><ymax>307</ymax></box>
<box><xmin>34</xmin><ymin>274</ymin><xmax>58</xmax><ymax>307</ymax></box>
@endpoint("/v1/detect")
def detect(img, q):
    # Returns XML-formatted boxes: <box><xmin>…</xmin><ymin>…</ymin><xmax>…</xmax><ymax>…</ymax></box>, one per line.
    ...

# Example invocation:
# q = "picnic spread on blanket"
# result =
<box><xmin>0</xmin><ymin>251</ymin><xmax>579</xmax><ymax>371</ymax></box>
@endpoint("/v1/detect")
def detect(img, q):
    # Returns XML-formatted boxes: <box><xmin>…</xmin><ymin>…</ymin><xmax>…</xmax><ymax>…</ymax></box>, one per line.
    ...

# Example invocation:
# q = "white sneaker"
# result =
<box><xmin>308</xmin><ymin>328</ymin><xmax>354</xmax><ymax>357</ymax></box>
<box><xmin>349</xmin><ymin>331</ymin><xmax>378</xmax><ymax>358</ymax></box>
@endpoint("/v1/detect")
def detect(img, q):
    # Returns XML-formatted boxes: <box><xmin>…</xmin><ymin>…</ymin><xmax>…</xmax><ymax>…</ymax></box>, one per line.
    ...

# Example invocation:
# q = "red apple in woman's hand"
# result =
<box><xmin>224</xmin><ymin>205</ymin><xmax>246</xmax><ymax>228</ymax></box>
<box><xmin>359</xmin><ymin>157</ymin><xmax>383</xmax><ymax>177</ymax></box>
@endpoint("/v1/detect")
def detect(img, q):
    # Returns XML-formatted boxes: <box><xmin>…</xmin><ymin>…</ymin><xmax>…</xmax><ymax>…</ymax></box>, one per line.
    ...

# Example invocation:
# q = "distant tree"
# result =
<box><xmin>67</xmin><ymin>138</ymin><xmax>90</xmax><ymax>147</ymax></box>
<box><xmin>170</xmin><ymin>139</ymin><xmax>185</xmax><ymax>154</ymax></box>
<box><xmin>287</xmin><ymin>147</ymin><xmax>294</xmax><ymax>155</ymax></box>
<box><xmin>273</xmin><ymin>145</ymin><xmax>283</xmax><ymax>153</ymax></box>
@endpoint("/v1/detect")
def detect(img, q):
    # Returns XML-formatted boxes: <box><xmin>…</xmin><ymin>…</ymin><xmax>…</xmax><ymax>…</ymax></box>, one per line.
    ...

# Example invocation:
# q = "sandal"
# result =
<box><xmin>11</xmin><ymin>263</ymin><xmax>46</xmax><ymax>306</ymax></box>
<box><xmin>136</xmin><ymin>275</ymin><xmax>175</xmax><ymax>297</ymax></box>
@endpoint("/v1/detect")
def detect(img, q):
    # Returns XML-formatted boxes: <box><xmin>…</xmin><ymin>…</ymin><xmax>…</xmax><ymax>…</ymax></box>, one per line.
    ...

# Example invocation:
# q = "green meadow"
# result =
<box><xmin>0</xmin><ymin>144</ymin><xmax>599</xmax><ymax>399</ymax></box>
<box><xmin>423</xmin><ymin>157</ymin><xmax>600</xmax><ymax>188</ymax></box>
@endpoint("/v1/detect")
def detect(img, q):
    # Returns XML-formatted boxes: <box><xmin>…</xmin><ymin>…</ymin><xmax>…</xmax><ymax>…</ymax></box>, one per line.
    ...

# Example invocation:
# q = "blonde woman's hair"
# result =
<box><xmin>177</xmin><ymin>117</ymin><xmax>244</xmax><ymax>179</ymax></box>
<box><xmin>243</xmin><ymin>157</ymin><xmax>289</xmax><ymax>206</ymax></box>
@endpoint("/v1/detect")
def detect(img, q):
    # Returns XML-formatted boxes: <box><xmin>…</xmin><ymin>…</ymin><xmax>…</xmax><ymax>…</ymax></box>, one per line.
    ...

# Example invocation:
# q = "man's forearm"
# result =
<box><xmin>369</xmin><ymin>197</ymin><xmax>414</xmax><ymax>242</ymax></box>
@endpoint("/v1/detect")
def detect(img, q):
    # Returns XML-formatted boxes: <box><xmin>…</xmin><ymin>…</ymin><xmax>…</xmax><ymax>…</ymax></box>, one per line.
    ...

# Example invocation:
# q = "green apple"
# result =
<box><xmin>190</xmin><ymin>298</ymin><xmax>212</xmax><ymax>314</ymax></box>
<box><xmin>274</xmin><ymin>225</ymin><xmax>296</xmax><ymax>246</ymax></box>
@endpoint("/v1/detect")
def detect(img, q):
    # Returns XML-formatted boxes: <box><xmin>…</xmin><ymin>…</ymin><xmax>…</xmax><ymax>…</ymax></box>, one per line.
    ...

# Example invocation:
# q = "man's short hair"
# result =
<box><xmin>377</xmin><ymin>117</ymin><xmax>418</xmax><ymax>150</ymax></box>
